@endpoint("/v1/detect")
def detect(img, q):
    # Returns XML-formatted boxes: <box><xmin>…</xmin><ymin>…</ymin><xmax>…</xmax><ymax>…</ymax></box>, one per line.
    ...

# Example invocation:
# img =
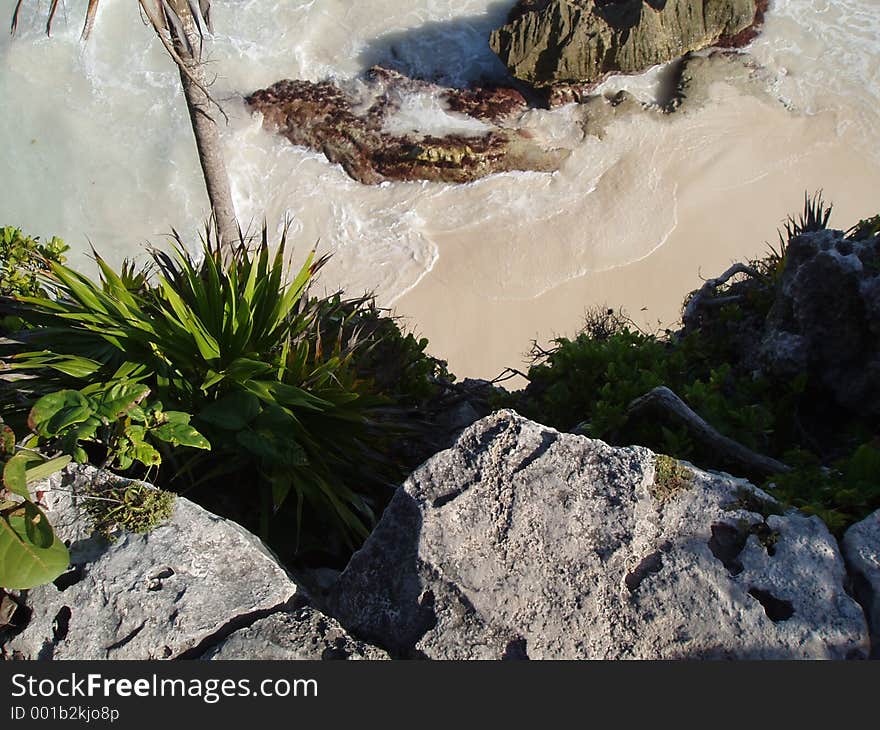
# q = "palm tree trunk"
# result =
<box><xmin>164</xmin><ymin>0</ymin><xmax>239</xmax><ymax>248</ymax></box>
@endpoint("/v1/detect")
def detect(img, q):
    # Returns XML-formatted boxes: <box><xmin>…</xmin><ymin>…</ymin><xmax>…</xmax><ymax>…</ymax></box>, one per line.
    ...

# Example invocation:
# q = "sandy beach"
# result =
<box><xmin>394</xmin><ymin>81</ymin><xmax>880</xmax><ymax>381</ymax></box>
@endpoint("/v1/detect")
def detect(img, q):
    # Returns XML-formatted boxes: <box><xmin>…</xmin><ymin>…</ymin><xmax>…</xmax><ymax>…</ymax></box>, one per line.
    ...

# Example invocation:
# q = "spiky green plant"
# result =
<box><xmin>762</xmin><ymin>190</ymin><xmax>834</xmax><ymax>278</ymax></box>
<box><xmin>0</xmin><ymin>227</ymin><xmax>400</xmax><ymax>547</ymax></box>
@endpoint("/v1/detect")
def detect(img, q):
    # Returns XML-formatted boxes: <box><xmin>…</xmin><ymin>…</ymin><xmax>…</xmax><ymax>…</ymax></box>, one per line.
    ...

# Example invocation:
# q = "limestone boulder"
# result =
<box><xmin>203</xmin><ymin>602</ymin><xmax>388</xmax><ymax>660</ymax></box>
<box><xmin>328</xmin><ymin>411</ymin><xmax>869</xmax><ymax>659</ymax></box>
<box><xmin>842</xmin><ymin>510</ymin><xmax>880</xmax><ymax>659</ymax></box>
<box><xmin>2</xmin><ymin>465</ymin><xmax>297</xmax><ymax>660</ymax></box>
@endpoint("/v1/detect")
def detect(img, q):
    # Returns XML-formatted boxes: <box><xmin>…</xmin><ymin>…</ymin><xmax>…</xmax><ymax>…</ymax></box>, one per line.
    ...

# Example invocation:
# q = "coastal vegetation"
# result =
<box><xmin>1</xmin><ymin>191</ymin><xmax>878</xmax><ymax>593</ymax></box>
<box><xmin>0</xmin><ymin>227</ymin><xmax>449</xmax><ymax>577</ymax></box>
<box><xmin>0</xmin><ymin>416</ymin><xmax>70</xmax><ymax>590</ymax></box>
<box><xmin>501</xmin><ymin>194</ymin><xmax>880</xmax><ymax>534</ymax></box>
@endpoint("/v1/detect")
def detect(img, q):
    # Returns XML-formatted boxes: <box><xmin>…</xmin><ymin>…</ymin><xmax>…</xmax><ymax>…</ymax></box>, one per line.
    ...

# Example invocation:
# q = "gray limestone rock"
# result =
<box><xmin>2</xmin><ymin>465</ymin><xmax>297</xmax><ymax>660</ymax></box>
<box><xmin>329</xmin><ymin>411</ymin><xmax>869</xmax><ymax>659</ymax></box>
<box><xmin>842</xmin><ymin>510</ymin><xmax>880</xmax><ymax>659</ymax></box>
<box><xmin>203</xmin><ymin>602</ymin><xmax>388</xmax><ymax>660</ymax></box>
<box><xmin>490</xmin><ymin>0</ymin><xmax>759</xmax><ymax>89</ymax></box>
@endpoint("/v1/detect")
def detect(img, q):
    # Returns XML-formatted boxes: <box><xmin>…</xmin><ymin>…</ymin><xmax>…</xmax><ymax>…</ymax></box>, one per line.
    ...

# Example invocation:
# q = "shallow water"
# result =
<box><xmin>2</xmin><ymin>0</ymin><xmax>878</xmax><ymax>375</ymax></box>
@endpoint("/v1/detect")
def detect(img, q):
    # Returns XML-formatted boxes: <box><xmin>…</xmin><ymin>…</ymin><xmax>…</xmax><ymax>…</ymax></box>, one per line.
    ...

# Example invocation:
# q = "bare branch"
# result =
<box><xmin>682</xmin><ymin>263</ymin><xmax>764</xmax><ymax>330</ymax></box>
<box><xmin>613</xmin><ymin>386</ymin><xmax>790</xmax><ymax>479</ymax></box>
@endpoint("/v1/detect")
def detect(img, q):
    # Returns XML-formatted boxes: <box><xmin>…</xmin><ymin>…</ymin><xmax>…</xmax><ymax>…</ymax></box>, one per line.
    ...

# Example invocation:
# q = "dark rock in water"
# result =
<box><xmin>490</xmin><ymin>0</ymin><xmax>763</xmax><ymax>95</ymax></box>
<box><xmin>761</xmin><ymin>229</ymin><xmax>880</xmax><ymax>418</ymax></box>
<box><xmin>246</xmin><ymin>67</ymin><xmax>569</xmax><ymax>184</ymax></box>
<box><xmin>328</xmin><ymin>411</ymin><xmax>868</xmax><ymax>659</ymax></box>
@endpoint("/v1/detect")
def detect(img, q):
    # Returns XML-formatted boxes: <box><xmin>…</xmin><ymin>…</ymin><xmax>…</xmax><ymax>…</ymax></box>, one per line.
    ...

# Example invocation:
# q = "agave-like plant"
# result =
<box><xmin>1</xmin><ymin>228</ymin><xmax>399</xmax><ymax>547</ymax></box>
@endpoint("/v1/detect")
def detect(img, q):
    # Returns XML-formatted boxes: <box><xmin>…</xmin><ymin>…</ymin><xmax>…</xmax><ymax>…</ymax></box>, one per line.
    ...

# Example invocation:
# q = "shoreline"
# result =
<box><xmin>391</xmin><ymin>86</ymin><xmax>880</xmax><ymax>383</ymax></box>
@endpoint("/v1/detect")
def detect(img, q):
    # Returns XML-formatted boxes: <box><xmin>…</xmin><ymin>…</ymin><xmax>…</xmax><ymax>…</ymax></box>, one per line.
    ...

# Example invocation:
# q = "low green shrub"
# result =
<box><xmin>767</xmin><ymin>443</ymin><xmax>880</xmax><ymax>536</ymax></box>
<box><xmin>26</xmin><ymin>382</ymin><xmax>209</xmax><ymax>471</ymax></box>
<box><xmin>0</xmin><ymin>227</ymin><xmax>69</xmax><ymax>332</ymax></box>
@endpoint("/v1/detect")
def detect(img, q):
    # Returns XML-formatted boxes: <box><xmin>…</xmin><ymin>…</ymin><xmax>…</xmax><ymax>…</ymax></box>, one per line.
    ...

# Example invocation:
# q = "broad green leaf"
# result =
<box><xmin>151</xmin><ymin>422</ymin><xmax>210</xmax><ymax>450</ymax></box>
<box><xmin>24</xmin><ymin>455</ymin><xmax>71</xmax><ymax>484</ymax></box>
<box><xmin>162</xmin><ymin>411</ymin><xmax>192</xmax><ymax>424</ymax></box>
<box><xmin>0</xmin><ymin>506</ymin><xmax>70</xmax><ymax>590</ymax></box>
<box><xmin>93</xmin><ymin>382</ymin><xmax>151</xmax><ymax>419</ymax></box>
<box><xmin>28</xmin><ymin>390</ymin><xmax>91</xmax><ymax>436</ymax></box>
<box><xmin>131</xmin><ymin>442</ymin><xmax>162</xmax><ymax>467</ymax></box>
<box><xmin>23</xmin><ymin>501</ymin><xmax>53</xmax><ymax>549</ymax></box>
<box><xmin>2</xmin><ymin>454</ymin><xmax>30</xmax><ymax>498</ymax></box>
<box><xmin>236</xmin><ymin>428</ymin><xmax>307</xmax><ymax>468</ymax></box>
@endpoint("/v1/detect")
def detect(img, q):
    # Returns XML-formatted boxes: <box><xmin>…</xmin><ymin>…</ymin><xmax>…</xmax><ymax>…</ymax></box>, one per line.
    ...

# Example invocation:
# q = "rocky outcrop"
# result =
<box><xmin>2</xmin><ymin>465</ymin><xmax>298</xmax><ymax>660</ymax></box>
<box><xmin>490</xmin><ymin>0</ymin><xmax>762</xmax><ymax>92</ymax></box>
<box><xmin>842</xmin><ymin>510</ymin><xmax>880</xmax><ymax>659</ymax></box>
<box><xmin>760</xmin><ymin>229</ymin><xmax>880</xmax><ymax>418</ymax></box>
<box><xmin>246</xmin><ymin>67</ymin><xmax>569</xmax><ymax>185</ymax></box>
<box><xmin>328</xmin><ymin>410</ymin><xmax>869</xmax><ymax>659</ymax></box>
<box><xmin>203</xmin><ymin>602</ymin><xmax>388</xmax><ymax>660</ymax></box>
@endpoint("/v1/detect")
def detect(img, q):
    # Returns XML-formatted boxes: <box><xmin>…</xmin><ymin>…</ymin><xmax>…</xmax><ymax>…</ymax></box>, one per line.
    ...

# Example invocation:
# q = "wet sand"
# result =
<box><xmin>393</xmin><ymin>83</ymin><xmax>880</xmax><ymax>382</ymax></box>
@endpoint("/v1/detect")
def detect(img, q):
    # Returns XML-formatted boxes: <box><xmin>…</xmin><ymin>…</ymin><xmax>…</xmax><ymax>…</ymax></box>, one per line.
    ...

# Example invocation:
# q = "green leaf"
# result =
<box><xmin>2</xmin><ymin>454</ymin><xmax>31</xmax><ymax>498</ymax></box>
<box><xmin>24</xmin><ymin>455</ymin><xmax>71</xmax><ymax>484</ymax></box>
<box><xmin>92</xmin><ymin>382</ymin><xmax>151</xmax><ymax>419</ymax></box>
<box><xmin>236</xmin><ymin>428</ymin><xmax>307</xmax><ymax>469</ymax></box>
<box><xmin>23</xmin><ymin>501</ymin><xmax>54</xmax><ymax>549</ymax></box>
<box><xmin>150</xmin><ymin>422</ymin><xmax>210</xmax><ymax>450</ymax></box>
<box><xmin>28</xmin><ymin>390</ymin><xmax>92</xmax><ymax>436</ymax></box>
<box><xmin>0</xmin><ymin>505</ymin><xmax>70</xmax><ymax>590</ymax></box>
<box><xmin>131</xmin><ymin>442</ymin><xmax>162</xmax><ymax>467</ymax></box>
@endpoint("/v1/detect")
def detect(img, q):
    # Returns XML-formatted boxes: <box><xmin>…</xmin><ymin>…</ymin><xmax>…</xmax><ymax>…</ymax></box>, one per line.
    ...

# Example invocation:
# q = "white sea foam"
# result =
<box><xmin>1</xmin><ymin>0</ymin><xmax>878</xmax><ymax>355</ymax></box>
<box><xmin>381</xmin><ymin>90</ymin><xmax>494</xmax><ymax>138</ymax></box>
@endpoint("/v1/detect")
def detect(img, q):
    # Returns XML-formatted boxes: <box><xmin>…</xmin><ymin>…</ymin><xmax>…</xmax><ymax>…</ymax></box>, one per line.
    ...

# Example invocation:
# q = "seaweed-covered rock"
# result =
<box><xmin>246</xmin><ymin>67</ymin><xmax>568</xmax><ymax>184</ymax></box>
<box><xmin>490</xmin><ymin>0</ymin><xmax>761</xmax><ymax>90</ymax></box>
<box><xmin>328</xmin><ymin>411</ymin><xmax>868</xmax><ymax>659</ymax></box>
